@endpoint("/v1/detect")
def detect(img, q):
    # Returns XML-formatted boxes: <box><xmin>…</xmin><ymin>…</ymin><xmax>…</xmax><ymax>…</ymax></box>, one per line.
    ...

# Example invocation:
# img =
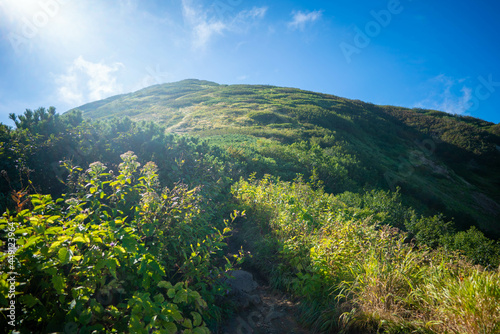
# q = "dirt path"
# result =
<box><xmin>219</xmin><ymin>226</ymin><xmax>310</xmax><ymax>334</ymax></box>
<box><xmin>219</xmin><ymin>271</ymin><xmax>310</xmax><ymax>334</ymax></box>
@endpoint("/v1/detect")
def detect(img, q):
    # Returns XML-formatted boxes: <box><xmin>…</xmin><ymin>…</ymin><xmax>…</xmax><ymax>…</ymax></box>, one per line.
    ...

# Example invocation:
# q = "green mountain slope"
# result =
<box><xmin>72</xmin><ymin>79</ymin><xmax>500</xmax><ymax>236</ymax></box>
<box><xmin>3</xmin><ymin>81</ymin><xmax>500</xmax><ymax>333</ymax></box>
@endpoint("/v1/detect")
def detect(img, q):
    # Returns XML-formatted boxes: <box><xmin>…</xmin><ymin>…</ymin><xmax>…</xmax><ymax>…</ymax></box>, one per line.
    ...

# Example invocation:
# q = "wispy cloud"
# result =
<box><xmin>237</xmin><ymin>7</ymin><xmax>268</xmax><ymax>20</ymax></box>
<box><xmin>181</xmin><ymin>0</ymin><xmax>226</xmax><ymax>50</ymax></box>
<box><xmin>182</xmin><ymin>0</ymin><xmax>267</xmax><ymax>50</ymax></box>
<box><xmin>194</xmin><ymin>21</ymin><xmax>226</xmax><ymax>49</ymax></box>
<box><xmin>415</xmin><ymin>74</ymin><xmax>473</xmax><ymax>115</ymax></box>
<box><xmin>56</xmin><ymin>56</ymin><xmax>124</xmax><ymax>106</ymax></box>
<box><xmin>288</xmin><ymin>10</ymin><xmax>323</xmax><ymax>31</ymax></box>
<box><xmin>231</xmin><ymin>6</ymin><xmax>268</xmax><ymax>34</ymax></box>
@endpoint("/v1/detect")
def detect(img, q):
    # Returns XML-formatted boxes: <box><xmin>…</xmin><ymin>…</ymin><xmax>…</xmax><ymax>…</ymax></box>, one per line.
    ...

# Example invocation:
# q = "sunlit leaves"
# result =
<box><xmin>58</xmin><ymin>247</ymin><xmax>70</xmax><ymax>264</ymax></box>
<box><xmin>0</xmin><ymin>153</ymin><xmax>216</xmax><ymax>333</ymax></box>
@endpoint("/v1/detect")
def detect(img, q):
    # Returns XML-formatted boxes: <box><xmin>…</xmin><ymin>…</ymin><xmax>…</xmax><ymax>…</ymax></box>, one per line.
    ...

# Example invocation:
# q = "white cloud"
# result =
<box><xmin>415</xmin><ymin>74</ymin><xmax>473</xmax><ymax>115</ymax></box>
<box><xmin>230</xmin><ymin>6</ymin><xmax>268</xmax><ymax>34</ymax></box>
<box><xmin>288</xmin><ymin>10</ymin><xmax>323</xmax><ymax>31</ymax></box>
<box><xmin>182</xmin><ymin>0</ymin><xmax>226</xmax><ymax>50</ymax></box>
<box><xmin>193</xmin><ymin>21</ymin><xmax>226</xmax><ymax>49</ymax></box>
<box><xmin>56</xmin><ymin>56</ymin><xmax>124</xmax><ymax>106</ymax></box>
<box><xmin>237</xmin><ymin>7</ymin><xmax>268</xmax><ymax>20</ymax></box>
<box><xmin>181</xmin><ymin>0</ymin><xmax>199</xmax><ymax>25</ymax></box>
<box><xmin>181</xmin><ymin>0</ymin><xmax>267</xmax><ymax>50</ymax></box>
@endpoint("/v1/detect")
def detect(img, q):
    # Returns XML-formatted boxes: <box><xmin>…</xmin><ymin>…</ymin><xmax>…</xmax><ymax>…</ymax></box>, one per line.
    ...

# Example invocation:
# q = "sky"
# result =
<box><xmin>0</xmin><ymin>0</ymin><xmax>499</xmax><ymax>126</ymax></box>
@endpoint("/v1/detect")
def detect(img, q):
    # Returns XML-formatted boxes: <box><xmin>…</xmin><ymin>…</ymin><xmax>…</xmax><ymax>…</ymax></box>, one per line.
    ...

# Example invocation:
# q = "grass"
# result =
<box><xmin>414</xmin><ymin>268</ymin><xmax>500</xmax><ymax>333</ymax></box>
<box><xmin>5</xmin><ymin>92</ymin><xmax>500</xmax><ymax>332</ymax></box>
<box><xmin>232</xmin><ymin>176</ymin><xmax>500</xmax><ymax>333</ymax></box>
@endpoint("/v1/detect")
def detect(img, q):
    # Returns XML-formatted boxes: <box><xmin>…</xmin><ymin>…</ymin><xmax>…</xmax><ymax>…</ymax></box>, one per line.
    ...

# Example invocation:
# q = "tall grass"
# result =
<box><xmin>415</xmin><ymin>268</ymin><xmax>500</xmax><ymax>333</ymax></box>
<box><xmin>233</xmin><ymin>176</ymin><xmax>500</xmax><ymax>333</ymax></box>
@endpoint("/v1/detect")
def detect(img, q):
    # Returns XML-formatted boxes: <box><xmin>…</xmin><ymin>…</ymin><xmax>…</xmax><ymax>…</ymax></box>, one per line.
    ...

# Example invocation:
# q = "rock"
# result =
<box><xmin>227</xmin><ymin>270</ymin><xmax>258</xmax><ymax>293</ymax></box>
<box><xmin>226</xmin><ymin>270</ymin><xmax>260</xmax><ymax>309</ymax></box>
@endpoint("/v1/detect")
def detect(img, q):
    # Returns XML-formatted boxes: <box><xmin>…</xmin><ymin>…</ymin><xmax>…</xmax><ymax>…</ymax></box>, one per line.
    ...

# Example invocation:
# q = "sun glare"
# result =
<box><xmin>0</xmin><ymin>0</ymin><xmax>47</xmax><ymax>23</ymax></box>
<box><xmin>0</xmin><ymin>0</ymin><xmax>91</xmax><ymax>57</ymax></box>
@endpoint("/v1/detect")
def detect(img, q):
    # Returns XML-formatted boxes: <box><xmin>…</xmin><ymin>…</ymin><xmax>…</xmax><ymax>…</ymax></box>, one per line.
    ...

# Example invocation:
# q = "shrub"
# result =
<box><xmin>0</xmin><ymin>152</ymin><xmax>237</xmax><ymax>333</ymax></box>
<box><xmin>247</xmin><ymin>110</ymin><xmax>289</xmax><ymax>125</ymax></box>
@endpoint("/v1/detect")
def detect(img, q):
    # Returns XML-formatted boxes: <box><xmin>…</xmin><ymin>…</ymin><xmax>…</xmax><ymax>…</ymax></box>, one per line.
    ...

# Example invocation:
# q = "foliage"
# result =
<box><xmin>67</xmin><ymin>79</ymin><xmax>500</xmax><ymax>236</ymax></box>
<box><xmin>247</xmin><ymin>110</ymin><xmax>291</xmax><ymax>125</ymax></box>
<box><xmin>442</xmin><ymin>226</ymin><xmax>500</xmax><ymax>268</ymax></box>
<box><xmin>232</xmin><ymin>176</ymin><xmax>500</xmax><ymax>333</ymax></box>
<box><xmin>0</xmin><ymin>152</ymin><xmax>238</xmax><ymax>333</ymax></box>
<box><xmin>1</xmin><ymin>80</ymin><xmax>500</xmax><ymax>333</ymax></box>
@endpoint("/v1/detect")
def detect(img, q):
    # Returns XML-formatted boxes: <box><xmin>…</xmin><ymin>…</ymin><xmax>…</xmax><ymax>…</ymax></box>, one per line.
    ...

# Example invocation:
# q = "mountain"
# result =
<box><xmin>71</xmin><ymin>79</ymin><xmax>500</xmax><ymax>237</ymax></box>
<box><xmin>3</xmin><ymin>79</ymin><xmax>500</xmax><ymax>333</ymax></box>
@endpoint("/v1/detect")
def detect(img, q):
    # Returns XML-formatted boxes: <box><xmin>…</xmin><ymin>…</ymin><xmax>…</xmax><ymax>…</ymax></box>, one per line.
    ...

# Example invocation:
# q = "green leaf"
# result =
<box><xmin>106</xmin><ymin>258</ymin><xmax>120</xmax><ymax>278</ymax></box>
<box><xmin>158</xmin><ymin>281</ymin><xmax>172</xmax><ymax>289</ymax></box>
<box><xmin>154</xmin><ymin>294</ymin><xmax>165</xmax><ymax>304</ymax></box>
<box><xmin>96</xmin><ymin>259</ymin><xmax>106</xmax><ymax>271</ymax></box>
<box><xmin>47</xmin><ymin>215</ymin><xmax>61</xmax><ymax>223</ymax></box>
<box><xmin>182</xmin><ymin>319</ymin><xmax>193</xmax><ymax>329</ymax></box>
<box><xmin>58</xmin><ymin>248</ymin><xmax>71</xmax><ymax>264</ymax></box>
<box><xmin>71</xmin><ymin>255</ymin><xmax>82</xmax><ymax>262</ymax></box>
<box><xmin>164</xmin><ymin>322</ymin><xmax>177</xmax><ymax>334</ymax></box>
<box><xmin>90</xmin><ymin>299</ymin><xmax>104</xmax><ymax>314</ymax></box>
<box><xmin>191</xmin><ymin>312</ymin><xmax>202</xmax><ymax>327</ymax></box>
<box><xmin>52</xmin><ymin>275</ymin><xmax>65</xmax><ymax>294</ymax></box>
<box><xmin>79</xmin><ymin>308</ymin><xmax>92</xmax><ymax>326</ymax></box>
<box><xmin>114</xmin><ymin>245</ymin><xmax>126</xmax><ymax>254</ymax></box>
<box><xmin>45</xmin><ymin>227</ymin><xmax>63</xmax><ymax>235</ymax></box>
<box><xmin>72</xmin><ymin>235</ymin><xmax>87</xmax><ymax>244</ymax></box>
<box><xmin>193</xmin><ymin>327</ymin><xmax>209</xmax><ymax>334</ymax></box>
<box><xmin>122</xmin><ymin>236</ymin><xmax>137</xmax><ymax>252</ymax></box>
<box><xmin>129</xmin><ymin>314</ymin><xmax>143</xmax><ymax>331</ymax></box>
<box><xmin>23</xmin><ymin>236</ymin><xmax>41</xmax><ymax>249</ymax></box>
<box><xmin>49</xmin><ymin>240</ymin><xmax>64</xmax><ymax>252</ymax></box>
<box><xmin>174</xmin><ymin>289</ymin><xmax>188</xmax><ymax>304</ymax></box>
<box><xmin>188</xmin><ymin>291</ymin><xmax>201</xmax><ymax>300</ymax></box>
<box><xmin>162</xmin><ymin>307</ymin><xmax>183</xmax><ymax>322</ymax></box>
<box><xmin>44</xmin><ymin>267</ymin><xmax>57</xmax><ymax>276</ymax></box>
<box><xmin>20</xmin><ymin>295</ymin><xmax>42</xmax><ymax>307</ymax></box>
<box><xmin>106</xmin><ymin>305</ymin><xmax>121</xmax><ymax>317</ymax></box>
<box><xmin>92</xmin><ymin>236</ymin><xmax>103</xmax><ymax>244</ymax></box>
<box><xmin>302</xmin><ymin>211</ymin><xmax>314</xmax><ymax>223</ymax></box>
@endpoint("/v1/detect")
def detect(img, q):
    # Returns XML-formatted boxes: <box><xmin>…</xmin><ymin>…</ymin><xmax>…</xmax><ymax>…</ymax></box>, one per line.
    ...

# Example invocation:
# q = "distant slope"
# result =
<box><xmin>69</xmin><ymin>79</ymin><xmax>500</xmax><ymax>236</ymax></box>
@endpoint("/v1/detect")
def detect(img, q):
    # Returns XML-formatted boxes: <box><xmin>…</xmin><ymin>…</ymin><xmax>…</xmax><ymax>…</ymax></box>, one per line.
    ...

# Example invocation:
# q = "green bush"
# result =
<box><xmin>247</xmin><ymin>110</ymin><xmax>289</xmax><ymax>125</ymax></box>
<box><xmin>443</xmin><ymin>226</ymin><xmax>500</xmax><ymax>268</ymax></box>
<box><xmin>0</xmin><ymin>152</ymin><xmax>237</xmax><ymax>333</ymax></box>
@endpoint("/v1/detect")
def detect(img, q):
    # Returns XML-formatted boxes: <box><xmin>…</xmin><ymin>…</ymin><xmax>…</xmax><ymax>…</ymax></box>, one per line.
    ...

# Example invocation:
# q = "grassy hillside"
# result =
<box><xmin>73</xmin><ymin>79</ymin><xmax>500</xmax><ymax>236</ymax></box>
<box><xmin>1</xmin><ymin>81</ymin><xmax>499</xmax><ymax>333</ymax></box>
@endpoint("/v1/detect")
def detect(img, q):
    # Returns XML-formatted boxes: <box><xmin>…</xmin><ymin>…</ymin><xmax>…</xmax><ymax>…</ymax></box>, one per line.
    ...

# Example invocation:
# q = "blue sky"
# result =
<box><xmin>0</xmin><ymin>0</ymin><xmax>499</xmax><ymax>126</ymax></box>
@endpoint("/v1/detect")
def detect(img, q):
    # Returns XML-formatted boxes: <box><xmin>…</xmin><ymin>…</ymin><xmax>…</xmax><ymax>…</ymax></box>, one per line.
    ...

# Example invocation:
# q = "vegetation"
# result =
<box><xmin>233</xmin><ymin>176</ymin><xmax>500</xmax><ymax>333</ymax></box>
<box><xmin>1</xmin><ymin>152</ymin><xmax>232</xmax><ymax>333</ymax></box>
<box><xmin>75</xmin><ymin>79</ymin><xmax>500</xmax><ymax>236</ymax></box>
<box><xmin>1</xmin><ymin>80</ymin><xmax>500</xmax><ymax>332</ymax></box>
